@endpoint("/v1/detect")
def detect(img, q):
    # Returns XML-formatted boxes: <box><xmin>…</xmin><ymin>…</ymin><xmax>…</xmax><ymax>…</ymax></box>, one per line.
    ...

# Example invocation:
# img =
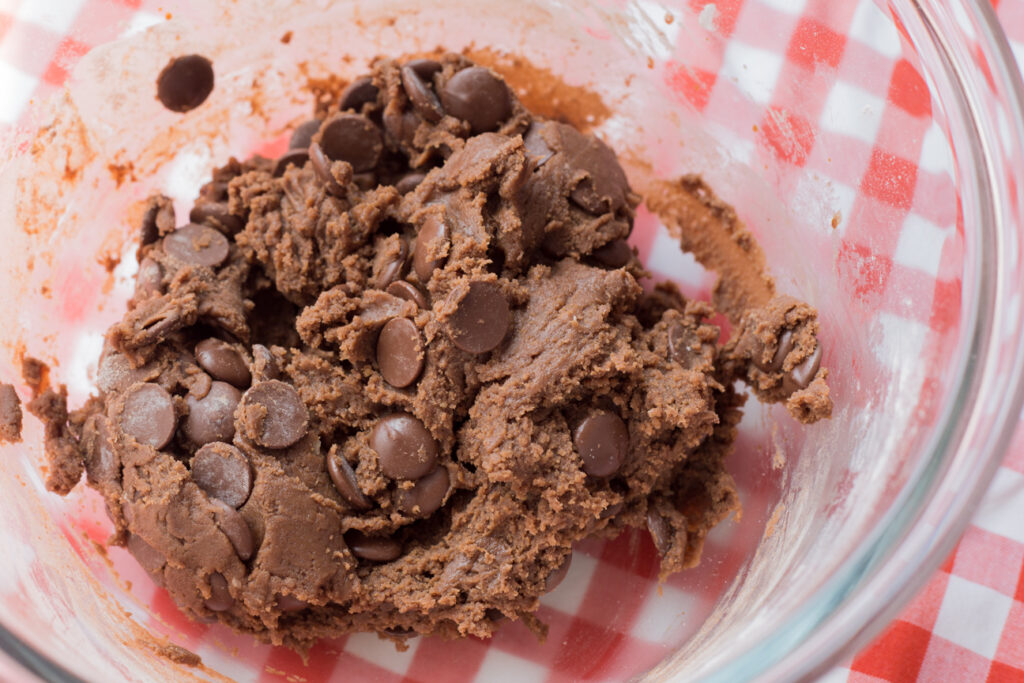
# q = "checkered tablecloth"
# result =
<box><xmin>1</xmin><ymin>0</ymin><xmax>1024</xmax><ymax>681</ymax></box>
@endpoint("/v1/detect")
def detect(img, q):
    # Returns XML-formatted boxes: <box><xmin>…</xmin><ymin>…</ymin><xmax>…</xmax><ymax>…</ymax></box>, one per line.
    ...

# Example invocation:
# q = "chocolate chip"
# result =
<box><xmin>344</xmin><ymin>530</ymin><xmax>403</xmax><ymax>562</ymax></box>
<box><xmin>785</xmin><ymin>343</ymin><xmax>822</xmax><ymax>393</ymax></box>
<box><xmin>239</xmin><ymin>380</ymin><xmax>309</xmax><ymax>449</ymax></box>
<box><xmin>127</xmin><ymin>533</ymin><xmax>165</xmax><ymax>575</ymax></box>
<box><xmin>120</xmin><ymin>382</ymin><xmax>176</xmax><ymax>449</ymax></box>
<box><xmin>546</xmin><ymin>554</ymin><xmax>572</xmax><ymax>592</ymax></box>
<box><xmin>523</xmin><ymin>123</ymin><xmax>554</xmax><ymax>167</ymax></box>
<box><xmin>289</xmin><ymin>119</ymin><xmax>321</xmax><ymax>149</ymax></box>
<box><xmin>374</xmin><ymin>238</ymin><xmax>409</xmax><ymax>290</ymax></box>
<box><xmin>592</xmin><ymin>240</ymin><xmax>632</xmax><ymax>268</ymax></box>
<box><xmin>98</xmin><ymin>349</ymin><xmax>147</xmax><ymax>395</ymax></box>
<box><xmin>205</xmin><ymin>572</ymin><xmax>234</xmax><ymax>612</ymax></box>
<box><xmin>536</xmin><ymin>121</ymin><xmax>629</xmax><ymax>214</ymax></box>
<box><xmin>200</xmin><ymin>178</ymin><xmax>231</xmax><ymax>202</ymax></box>
<box><xmin>251</xmin><ymin>344</ymin><xmax>279</xmax><ymax>382</ymax></box>
<box><xmin>401</xmin><ymin>65</ymin><xmax>443</xmax><ymax>123</ymax></box>
<box><xmin>163</xmin><ymin>223</ymin><xmax>230</xmax><ymax>268</ymax></box>
<box><xmin>573</xmin><ymin>411</ymin><xmax>629</xmax><ymax>477</ymax></box>
<box><xmin>440</xmin><ymin>67</ymin><xmax>512</xmax><ymax>134</ymax></box>
<box><xmin>383</xmin><ymin>109</ymin><xmax>420</xmax><ymax>146</ymax></box>
<box><xmin>371</xmin><ymin>413</ymin><xmax>438</xmax><ymax>480</ymax></box>
<box><xmin>134</xmin><ymin>258</ymin><xmax>164</xmax><ymax>301</ymax></box>
<box><xmin>184</xmin><ymin>381</ymin><xmax>241</xmax><ymax>446</ymax></box>
<box><xmin>309</xmin><ymin>141</ymin><xmax>350</xmax><ymax>196</ymax></box>
<box><xmin>667</xmin><ymin>324</ymin><xmax>698</xmax><ymax>368</ymax></box>
<box><xmin>276</xmin><ymin>594</ymin><xmax>309</xmax><ymax>612</ymax></box>
<box><xmin>764</xmin><ymin>331</ymin><xmax>822</xmax><ymax>393</ymax></box>
<box><xmin>406</xmin><ymin>59</ymin><xmax>442</xmax><ymax>80</ymax></box>
<box><xmin>189</xmin><ymin>202</ymin><xmax>243</xmax><ymax>235</ymax></box>
<box><xmin>769</xmin><ymin>330</ymin><xmax>795</xmax><ymax>372</ymax></box>
<box><xmin>447</xmin><ymin>281</ymin><xmax>511</xmax><ymax>354</ymax></box>
<box><xmin>395</xmin><ymin>173</ymin><xmax>426</xmax><ymax>194</ymax></box>
<box><xmin>646</xmin><ymin>509</ymin><xmax>671</xmax><ymax>556</ymax></box>
<box><xmin>195</xmin><ymin>338</ymin><xmax>251</xmax><ymax>388</ymax></box>
<box><xmin>339</xmin><ymin>76</ymin><xmax>379</xmax><ymax>112</ymax></box>
<box><xmin>133</xmin><ymin>300</ymin><xmax>189</xmax><ymax>346</ymax></box>
<box><xmin>326</xmin><ymin>447</ymin><xmax>372</xmax><ymax>510</ymax></box>
<box><xmin>273</xmin><ymin>149</ymin><xmax>309</xmax><ymax>177</ymax></box>
<box><xmin>157</xmin><ymin>55</ymin><xmax>214</xmax><ymax>113</ymax></box>
<box><xmin>386</xmin><ymin>280</ymin><xmax>429</xmax><ymax>310</ymax></box>
<box><xmin>191</xmin><ymin>442</ymin><xmax>252</xmax><ymax>508</ymax></box>
<box><xmin>353</xmin><ymin>173</ymin><xmax>377</xmax><ymax>191</ymax></box>
<box><xmin>212</xmin><ymin>499</ymin><xmax>255</xmax><ymax>561</ymax></box>
<box><xmin>376</xmin><ymin>317</ymin><xmax>424</xmax><ymax>389</ymax></box>
<box><xmin>318</xmin><ymin>113</ymin><xmax>382</xmax><ymax>172</ymax></box>
<box><xmin>570</xmin><ymin>180</ymin><xmax>605</xmax><ymax>214</ymax></box>
<box><xmin>397</xmin><ymin>466</ymin><xmax>449</xmax><ymax>517</ymax></box>
<box><xmin>566</xmin><ymin>137</ymin><xmax>629</xmax><ymax>213</ymax></box>
<box><xmin>412</xmin><ymin>214</ymin><xmax>449</xmax><ymax>282</ymax></box>
<box><xmin>140</xmin><ymin>211</ymin><xmax>159</xmax><ymax>248</ymax></box>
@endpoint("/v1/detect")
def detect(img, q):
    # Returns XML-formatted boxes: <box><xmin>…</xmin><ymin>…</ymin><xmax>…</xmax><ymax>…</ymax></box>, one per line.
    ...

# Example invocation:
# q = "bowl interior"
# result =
<box><xmin>0</xmin><ymin>0</ymin><xmax>965</xmax><ymax>680</ymax></box>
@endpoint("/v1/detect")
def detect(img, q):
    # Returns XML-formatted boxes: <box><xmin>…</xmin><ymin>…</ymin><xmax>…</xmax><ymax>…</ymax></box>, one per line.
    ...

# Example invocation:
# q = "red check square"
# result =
<box><xmin>787</xmin><ymin>18</ymin><xmax>846</xmax><ymax>69</ymax></box>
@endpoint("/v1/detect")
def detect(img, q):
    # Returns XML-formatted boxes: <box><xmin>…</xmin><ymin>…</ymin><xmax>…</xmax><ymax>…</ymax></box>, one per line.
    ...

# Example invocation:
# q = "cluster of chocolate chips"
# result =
<box><xmin>117</xmin><ymin>341</ymin><xmax>308</xmax><ymax>453</ymax></box>
<box><xmin>261</xmin><ymin>61</ymin><xmax>532</xmax><ymax>541</ymax></box>
<box><xmin>114</xmin><ymin>335</ymin><xmax>311</xmax><ymax>613</ymax></box>
<box><xmin>130</xmin><ymin>59</ymin><xmax>522</xmax><ymax>568</ymax></box>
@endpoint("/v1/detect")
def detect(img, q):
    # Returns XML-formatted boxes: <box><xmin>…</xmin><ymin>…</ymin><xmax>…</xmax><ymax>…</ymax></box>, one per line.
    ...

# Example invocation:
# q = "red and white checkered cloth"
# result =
<box><xmin>1</xmin><ymin>0</ymin><xmax>1024</xmax><ymax>681</ymax></box>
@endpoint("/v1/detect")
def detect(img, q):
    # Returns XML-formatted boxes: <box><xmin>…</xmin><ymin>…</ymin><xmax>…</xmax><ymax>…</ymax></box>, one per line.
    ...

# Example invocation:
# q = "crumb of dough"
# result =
<box><xmin>0</xmin><ymin>384</ymin><xmax>23</xmax><ymax>444</ymax></box>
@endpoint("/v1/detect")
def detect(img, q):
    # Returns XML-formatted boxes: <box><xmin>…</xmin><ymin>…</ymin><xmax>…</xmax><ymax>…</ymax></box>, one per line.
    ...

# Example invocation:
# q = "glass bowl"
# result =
<box><xmin>0</xmin><ymin>0</ymin><xmax>1022</xmax><ymax>681</ymax></box>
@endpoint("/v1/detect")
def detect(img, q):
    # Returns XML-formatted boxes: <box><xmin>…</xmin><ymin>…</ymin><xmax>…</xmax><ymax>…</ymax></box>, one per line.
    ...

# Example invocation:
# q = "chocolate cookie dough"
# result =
<box><xmin>0</xmin><ymin>384</ymin><xmax>22</xmax><ymax>444</ymax></box>
<box><xmin>33</xmin><ymin>54</ymin><xmax>831</xmax><ymax>650</ymax></box>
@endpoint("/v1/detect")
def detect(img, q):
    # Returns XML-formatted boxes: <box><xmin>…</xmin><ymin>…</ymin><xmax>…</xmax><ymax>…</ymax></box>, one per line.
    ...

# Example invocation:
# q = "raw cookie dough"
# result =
<box><xmin>33</xmin><ymin>54</ymin><xmax>831</xmax><ymax>649</ymax></box>
<box><xmin>0</xmin><ymin>383</ymin><xmax>22</xmax><ymax>444</ymax></box>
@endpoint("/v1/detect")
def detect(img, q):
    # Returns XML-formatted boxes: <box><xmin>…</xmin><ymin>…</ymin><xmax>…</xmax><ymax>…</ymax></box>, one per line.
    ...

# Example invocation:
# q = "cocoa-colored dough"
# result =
<box><xmin>30</xmin><ymin>54</ymin><xmax>831</xmax><ymax>650</ymax></box>
<box><xmin>646</xmin><ymin>177</ymin><xmax>832</xmax><ymax>424</ymax></box>
<box><xmin>0</xmin><ymin>383</ymin><xmax>22</xmax><ymax>444</ymax></box>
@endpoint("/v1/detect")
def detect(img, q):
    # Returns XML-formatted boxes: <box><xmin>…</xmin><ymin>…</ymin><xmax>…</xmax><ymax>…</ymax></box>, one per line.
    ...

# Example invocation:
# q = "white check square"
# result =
<box><xmin>632</xmin><ymin>0</ymin><xmax>681</xmax><ymax>60</ymax></box>
<box><xmin>539</xmin><ymin>551</ymin><xmax>598</xmax><ymax>614</ymax></box>
<box><xmin>474</xmin><ymin>648</ymin><xmax>549</xmax><ymax>683</ymax></box>
<box><xmin>819</xmin><ymin>81</ymin><xmax>886</xmax><ymax>144</ymax></box>
<box><xmin>720</xmin><ymin>41</ymin><xmax>784</xmax><ymax>104</ymax></box>
<box><xmin>14</xmin><ymin>0</ymin><xmax>88</xmax><ymax>34</ymax></box>
<box><xmin>848</xmin><ymin>0</ymin><xmax>902</xmax><ymax>58</ymax></box>
<box><xmin>918</xmin><ymin>121</ymin><xmax>954</xmax><ymax>176</ymax></box>
<box><xmin>0</xmin><ymin>61</ymin><xmax>38</xmax><ymax>124</ymax></box>
<box><xmin>893</xmin><ymin>214</ymin><xmax>949</xmax><ymax>275</ymax></box>
<box><xmin>931</xmin><ymin>575</ymin><xmax>1013</xmax><ymax>659</ymax></box>
<box><xmin>873</xmin><ymin>313</ymin><xmax>930</xmax><ymax>371</ymax></box>
<box><xmin>757</xmin><ymin>0</ymin><xmax>808</xmax><ymax>15</ymax></box>
<box><xmin>629</xmin><ymin>582</ymin><xmax>700</xmax><ymax>643</ymax></box>
<box><xmin>973</xmin><ymin>467</ymin><xmax>1024</xmax><ymax>545</ymax></box>
<box><xmin>344</xmin><ymin>631</ymin><xmax>419</xmax><ymax>675</ymax></box>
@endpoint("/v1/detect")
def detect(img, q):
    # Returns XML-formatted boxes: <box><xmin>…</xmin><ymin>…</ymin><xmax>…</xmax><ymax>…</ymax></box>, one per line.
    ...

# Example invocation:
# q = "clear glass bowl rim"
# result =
<box><xmin>0</xmin><ymin>0</ymin><xmax>1022</xmax><ymax>681</ymax></box>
